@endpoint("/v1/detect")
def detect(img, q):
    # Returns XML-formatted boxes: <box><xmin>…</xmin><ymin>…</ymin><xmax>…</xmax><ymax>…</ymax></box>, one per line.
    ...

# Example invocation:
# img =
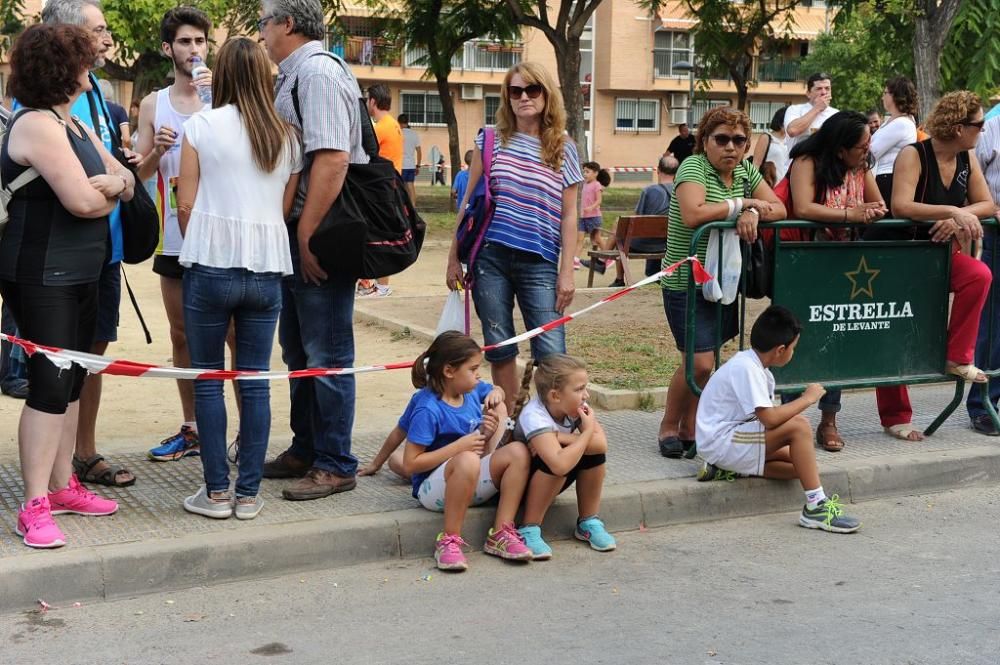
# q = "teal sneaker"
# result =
<box><xmin>697</xmin><ymin>462</ymin><xmax>743</xmax><ymax>482</ymax></box>
<box><xmin>799</xmin><ymin>495</ymin><xmax>861</xmax><ymax>534</ymax></box>
<box><xmin>517</xmin><ymin>525</ymin><xmax>552</xmax><ymax>560</ymax></box>
<box><xmin>575</xmin><ymin>516</ymin><xmax>616</xmax><ymax>552</ymax></box>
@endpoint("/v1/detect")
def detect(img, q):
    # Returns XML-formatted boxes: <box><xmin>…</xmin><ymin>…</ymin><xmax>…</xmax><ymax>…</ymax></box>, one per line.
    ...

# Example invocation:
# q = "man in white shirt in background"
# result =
<box><xmin>399</xmin><ymin>113</ymin><xmax>422</xmax><ymax>204</ymax></box>
<box><xmin>783</xmin><ymin>73</ymin><xmax>838</xmax><ymax>151</ymax></box>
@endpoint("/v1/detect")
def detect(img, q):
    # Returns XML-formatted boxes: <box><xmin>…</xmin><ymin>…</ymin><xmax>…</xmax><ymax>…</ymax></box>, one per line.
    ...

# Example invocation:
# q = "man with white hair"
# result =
<box><xmin>258</xmin><ymin>0</ymin><xmax>368</xmax><ymax>500</ymax></box>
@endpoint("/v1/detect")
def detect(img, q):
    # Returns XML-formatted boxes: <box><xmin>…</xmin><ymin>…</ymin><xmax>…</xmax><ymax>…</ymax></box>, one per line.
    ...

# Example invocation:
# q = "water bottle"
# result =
<box><xmin>191</xmin><ymin>56</ymin><xmax>212</xmax><ymax>105</ymax></box>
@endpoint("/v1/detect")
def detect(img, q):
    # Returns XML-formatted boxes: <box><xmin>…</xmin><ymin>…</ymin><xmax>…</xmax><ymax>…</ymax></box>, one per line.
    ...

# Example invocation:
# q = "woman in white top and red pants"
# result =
<box><xmin>175</xmin><ymin>37</ymin><xmax>302</xmax><ymax>520</ymax></box>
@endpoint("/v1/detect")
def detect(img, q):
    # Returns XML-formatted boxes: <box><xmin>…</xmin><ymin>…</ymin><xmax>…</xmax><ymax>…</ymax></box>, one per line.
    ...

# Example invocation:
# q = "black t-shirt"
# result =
<box><xmin>667</xmin><ymin>134</ymin><xmax>695</xmax><ymax>163</ymax></box>
<box><xmin>107</xmin><ymin>102</ymin><xmax>128</xmax><ymax>131</ymax></box>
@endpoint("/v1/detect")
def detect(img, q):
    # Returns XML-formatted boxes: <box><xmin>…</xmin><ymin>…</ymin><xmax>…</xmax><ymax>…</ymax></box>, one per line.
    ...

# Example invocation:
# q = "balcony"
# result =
<box><xmin>333</xmin><ymin>36</ymin><xmax>402</xmax><ymax>67</ymax></box>
<box><xmin>653</xmin><ymin>48</ymin><xmax>692</xmax><ymax>78</ymax></box>
<box><xmin>757</xmin><ymin>56</ymin><xmax>802</xmax><ymax>83</ymax></box>
<box><xmin>404</xmin><ymin>40</ymin><xmax>523</xmax><ymax>73</ymax></box>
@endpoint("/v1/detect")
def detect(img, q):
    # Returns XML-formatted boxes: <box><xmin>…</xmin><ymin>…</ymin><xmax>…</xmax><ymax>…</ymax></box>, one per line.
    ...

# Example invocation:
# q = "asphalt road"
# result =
<box><xmin>3</xmin><ymin>487</ymin><xmax>998</xmax><ymax>665</ymax></box>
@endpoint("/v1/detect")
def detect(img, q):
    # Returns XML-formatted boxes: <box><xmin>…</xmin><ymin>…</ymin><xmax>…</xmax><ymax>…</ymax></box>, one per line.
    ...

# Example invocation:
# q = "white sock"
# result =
<box><xmin>805</xmin><ymin>486</ymin><xmax>827</xmax><ymax>509</ymax></box>
<box><xmin>183</xmin><ymin>421</ymin><xmax>198</xmax><ymax>433</ymax></box>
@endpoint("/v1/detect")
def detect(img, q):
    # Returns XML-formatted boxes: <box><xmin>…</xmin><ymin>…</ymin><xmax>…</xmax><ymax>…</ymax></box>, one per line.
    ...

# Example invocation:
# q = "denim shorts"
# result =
<box><xmin>471</xmin><ymin>241</ymin><xmax>565</xmax><ymax>363</ymax></box>
<box><xmin>578</xmin><ymin>216</ymin><xmax>602</xmax><ymax>233</ymax></box>
<box><xmin>94</xmin><ymin>260</ymin><xmax>121</xmax><ymax>343</ymax></box>
<box><xmin>662</xmin><ymin>287</ymin><xmax>737</xmax><ymax>353</ymax></box>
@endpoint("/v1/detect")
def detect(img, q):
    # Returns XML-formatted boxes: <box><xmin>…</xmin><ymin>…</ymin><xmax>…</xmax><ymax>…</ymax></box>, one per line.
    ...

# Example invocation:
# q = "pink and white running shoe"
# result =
<box><xmin>483</xmin><ymin>522</ymin><xmax>533</xmax><ymax>561</ymax></box>
<box><xmin>48</xmin><ymin>474</ymin><xmax>119</xmax><ymax>516</ymax></box>
<box><xmin>16</xmin><ymin>496</ymin><xmax>66</xmax><ymax>549</ymax></box>
<box><xmin>434</xmin><ymin>532</ymin><xmax>469</xmax><ymax>571</ymax></box>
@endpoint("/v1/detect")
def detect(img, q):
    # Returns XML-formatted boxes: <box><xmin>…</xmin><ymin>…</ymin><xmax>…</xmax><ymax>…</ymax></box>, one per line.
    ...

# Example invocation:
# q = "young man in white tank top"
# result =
<box><xmin>136</xmin><ymin>7</ymin><xmax>214</xmax><ymax>461</ymax></box>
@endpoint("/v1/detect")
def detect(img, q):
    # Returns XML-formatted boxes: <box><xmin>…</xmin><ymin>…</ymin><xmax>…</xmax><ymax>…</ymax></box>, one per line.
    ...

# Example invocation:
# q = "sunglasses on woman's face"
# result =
<box><xmin>508</xmin><ymin>84</ymin><xmax>544</xmax><ymax>100</ymax></box>
<box><xmin>710</xmin><ymin>133</ymin><xmax>748</xmax><ymax>148</ymax></box>
<box><xmin>961</xmin><ymin>120</ymin><xmax>986</xmax><ymax>130</ymax></box>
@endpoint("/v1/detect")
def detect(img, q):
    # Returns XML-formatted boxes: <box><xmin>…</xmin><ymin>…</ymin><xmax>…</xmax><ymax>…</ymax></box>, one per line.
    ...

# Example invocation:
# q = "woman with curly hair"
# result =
<box><xmin>445</xmin><ymin>62</ymin><xmax>583</xmax><ymax>408</ymax></box>
<box><xmin>0</xmin><ymin>23</ymin><xmax>136</xmax><ymax>548</ymax></box>
<box><xmin>875</xmin><ymin>90</ymin><xmax>994</xmax><ymax>437</ymax></box>
<box><xmin>656</xmin><ymin>106</ymin><xmax>786</xmax><ymax>458</ymax></box>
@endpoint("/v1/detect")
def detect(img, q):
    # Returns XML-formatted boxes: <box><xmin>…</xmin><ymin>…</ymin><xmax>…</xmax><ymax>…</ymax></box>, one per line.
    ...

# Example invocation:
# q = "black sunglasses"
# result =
<box><xmin>508</xmin><ymin>84</ymin><xmax>544</xmax><ymax>100</ymax></box>
<box><xmin>710</xmin><ymin>133</ymin><xmax>748</xmax><ymax>148</ymax></box>
<box><xmin>961</xmin><ymin>120</ymin><xmax>986</xmax><ymax>129</ymax></box>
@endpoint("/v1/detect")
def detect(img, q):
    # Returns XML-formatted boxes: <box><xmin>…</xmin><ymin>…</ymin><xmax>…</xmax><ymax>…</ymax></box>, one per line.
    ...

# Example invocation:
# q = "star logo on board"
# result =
<box><xmin>844</xmin><ymin>256</ymin><xmax>879</xmax><ymax>300</ymax></box>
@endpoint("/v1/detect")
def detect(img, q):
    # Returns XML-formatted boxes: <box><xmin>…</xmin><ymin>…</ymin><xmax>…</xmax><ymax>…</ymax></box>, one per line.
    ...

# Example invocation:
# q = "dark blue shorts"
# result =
<box><xmin>402</xmin><ymin>169</ymin><xmax>417</xmax><ymax>183</ymax></box>
<box><xmin>94</xmin><ymin>261</ymin><xmax>121</xmax><ymax>344</ymax></box>
<box><xmin>662</xmin><ymin>287</ymin><xmax>737</xmax><ymax>353</ymax></box>
<box><xmin>578</xmin><ymin>216</ymin><xmax>602</xmax><ymax>233</ymax></box>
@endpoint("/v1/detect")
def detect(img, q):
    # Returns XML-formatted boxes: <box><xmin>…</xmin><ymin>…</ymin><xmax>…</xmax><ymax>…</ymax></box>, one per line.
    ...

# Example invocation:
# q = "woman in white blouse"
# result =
<box><xmin>176</xmin><ymin>37</ymin><xmax>301</xmax><ymax>520</ymax></box>
<box><xmin>751</xmin><ymin>106</ymin><xmax>790</xmax><ymax>184</ymax></box>
<box><xmin>870</xmin><ymin>76</ymin><xmax>918</xmax><ymax>206</ymax></box>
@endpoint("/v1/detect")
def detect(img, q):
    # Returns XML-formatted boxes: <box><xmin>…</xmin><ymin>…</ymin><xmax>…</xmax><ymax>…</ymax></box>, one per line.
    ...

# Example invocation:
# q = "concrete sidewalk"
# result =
<box><xmin>3</xmin><ymin>384</ymin><xmax>999</xmax><ymax>614</ymax></box>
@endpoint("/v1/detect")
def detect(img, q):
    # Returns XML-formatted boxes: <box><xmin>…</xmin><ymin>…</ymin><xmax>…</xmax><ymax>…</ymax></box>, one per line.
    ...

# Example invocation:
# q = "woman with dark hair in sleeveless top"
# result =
<box><xmin>881</xmin><ymin>90</ymin><xmax>994</xmax><ymax>440</ymax></box>
<box><xmin>0</xmin><ymin>24</ymin><xmax>136</xmax><ymax>549</ymax></box>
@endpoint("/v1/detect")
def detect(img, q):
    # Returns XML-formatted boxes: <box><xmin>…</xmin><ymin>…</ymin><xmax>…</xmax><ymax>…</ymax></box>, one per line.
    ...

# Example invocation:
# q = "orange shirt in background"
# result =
<box><xmin>374</xmin><ymin>114</ymin><xmax>404</xmax><ymax>173</ymax></box>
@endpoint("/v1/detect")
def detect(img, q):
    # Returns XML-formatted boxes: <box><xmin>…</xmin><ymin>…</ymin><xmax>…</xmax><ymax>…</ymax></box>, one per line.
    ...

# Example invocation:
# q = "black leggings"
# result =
<box><xmin>532</xmin><ymin>453</ymin><xmax>606</xmax><ymax>494</ymax></box>
<box><xmin>0</xmin><ymin>280</ymin><xmax>97</xmax><ymax>414</ymax></box>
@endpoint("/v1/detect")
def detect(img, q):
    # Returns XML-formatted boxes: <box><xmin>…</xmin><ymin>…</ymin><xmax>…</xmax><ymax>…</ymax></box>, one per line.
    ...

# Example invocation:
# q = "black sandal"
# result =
<box><xmin>72</xmin><ymin>454</ymin><xmax>137</xmax><ymax>487</ymax></box>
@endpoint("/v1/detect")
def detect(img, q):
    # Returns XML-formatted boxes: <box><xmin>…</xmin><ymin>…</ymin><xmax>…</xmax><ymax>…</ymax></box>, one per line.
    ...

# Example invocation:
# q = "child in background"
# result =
<box><xmin>402</xmin><ymin>332</ymin><xmax>533</xmax><ymax>571</ymax></box>
<box><xmin>575</xmin><ymin>162</ymin><xmax>613</xmax><ymax>273</ymax></box>
<box><xmin>451</xmin><ymin>149</ymin><xmax>473</xmax><ymax>213</ymax></box>
<box><xmin>695</xmin><ymin>305</ymin><xmax>861</xmax><ymax>533</ymax></box>
<box><xmin>513</xmin><ymin>354</ymin><xmax>616</xmax><ymax>560</ymax></box>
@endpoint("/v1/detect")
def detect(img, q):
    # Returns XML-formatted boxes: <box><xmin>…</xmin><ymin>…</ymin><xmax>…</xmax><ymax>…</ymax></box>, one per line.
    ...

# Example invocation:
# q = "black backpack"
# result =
<box><xmin>292</xmin><ymin>53</ymin><xmax>425</xmax><ymax>279</ymax></box>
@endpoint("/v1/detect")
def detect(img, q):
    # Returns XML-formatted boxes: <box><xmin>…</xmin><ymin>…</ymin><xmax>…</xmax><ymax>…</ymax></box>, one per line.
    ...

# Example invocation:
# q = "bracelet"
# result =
<box><xmin>117</xmin><ymin>173</ymin><xmax>129</xmax><ymax>195</ymax></box>
<box><xmin>725</xmin><ymin>198</ymin><xmax>736</xmax><ymax>220</ymax></box>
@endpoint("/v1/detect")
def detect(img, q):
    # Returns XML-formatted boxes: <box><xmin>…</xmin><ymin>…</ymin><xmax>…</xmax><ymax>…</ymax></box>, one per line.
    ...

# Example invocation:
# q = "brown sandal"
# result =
<box><xmin>816</xmin><ymin>422</ymin><xmax>845</xmax><ymax>452</ymax></box>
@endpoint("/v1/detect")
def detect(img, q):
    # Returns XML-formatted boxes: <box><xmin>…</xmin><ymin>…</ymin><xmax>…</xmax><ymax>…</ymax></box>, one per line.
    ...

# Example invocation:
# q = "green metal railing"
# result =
<box><xmin>682</xmin><ymin>218</ymin><xmax>999</xmax><ymax>436</ymax></box>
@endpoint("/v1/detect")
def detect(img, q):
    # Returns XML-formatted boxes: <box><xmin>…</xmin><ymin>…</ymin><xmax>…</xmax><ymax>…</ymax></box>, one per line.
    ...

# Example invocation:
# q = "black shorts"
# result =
<box><xmin>94</xmin><ymin>261</ymin><xmax>121</xmax><ymax>344</ymax></box>
<box><xmin>531</xmin><ymin>452</ymin><xmax>606</xmax><ymax>494</ymax></box>
<box><xmin>153</xmin><ymin>254</ymin><xmax>184</xmax><ymax>280</ymax></box>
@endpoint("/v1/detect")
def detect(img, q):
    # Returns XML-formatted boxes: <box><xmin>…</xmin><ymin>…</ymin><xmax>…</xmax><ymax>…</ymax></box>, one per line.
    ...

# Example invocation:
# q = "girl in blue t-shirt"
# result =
<box><xmin>403</xmin><ymin>331</ymin><xmax>533</xmax><ymax>571</ymax></box>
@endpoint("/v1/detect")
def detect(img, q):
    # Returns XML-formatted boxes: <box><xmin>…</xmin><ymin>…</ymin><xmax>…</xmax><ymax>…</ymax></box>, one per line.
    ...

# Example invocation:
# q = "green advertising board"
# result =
<box><xmin>770</xmin><ymin>241</ymin><xmax>952</xmax><ymax>388</ymax></box>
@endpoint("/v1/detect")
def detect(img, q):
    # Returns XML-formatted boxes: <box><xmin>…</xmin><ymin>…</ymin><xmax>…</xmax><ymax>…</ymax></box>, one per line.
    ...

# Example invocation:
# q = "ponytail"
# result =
<box><xmin>597</xmin><ymin>168</ymin><xmax>611</xmax><ymax>187</ymax></box>
<box><xmin>499</xmin><ymin>361</ymin><xmax>536</xmax><ymax>447</ymax></box>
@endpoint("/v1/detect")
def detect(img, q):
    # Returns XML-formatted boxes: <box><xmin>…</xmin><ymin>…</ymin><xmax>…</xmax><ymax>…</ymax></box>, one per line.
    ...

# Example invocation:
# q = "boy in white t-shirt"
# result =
<box><xmin>695</xmin><ymin>305</ymin><xmax>861</xmax><ymax>534</ymax></box>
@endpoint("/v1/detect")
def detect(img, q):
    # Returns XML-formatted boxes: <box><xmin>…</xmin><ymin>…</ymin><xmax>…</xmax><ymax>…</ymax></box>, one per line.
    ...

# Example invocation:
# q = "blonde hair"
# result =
<box><xmin>533</xmin><ymin>354</ymin><xmax>588</xmax><ymax>401</ymax></box>
<box><xmin>925</xmin><ymin>90</ymin><xmax>983</xmax><ymax>141</ymax></box>
<box><xmin>212</xmin><ymin>37</ymin><xmax>296</xmax><ymax>173</ymax></box>
<box><xmin>495</xmin><ymin>62</ymin><xmax>568</xmax><ymax>171</ymax></box>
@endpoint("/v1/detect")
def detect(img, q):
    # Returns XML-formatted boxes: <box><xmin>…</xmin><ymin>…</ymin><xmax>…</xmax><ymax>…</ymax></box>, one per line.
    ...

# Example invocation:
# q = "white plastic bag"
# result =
<box><xmin>704</xmin><ymin>228</ymin><xmax>741</xmax><ymax>305</ymax></box>
<box><xmin>435</xmin><ymin>290</ymin><xmax>466</xmax><ymax>336</ymax></box>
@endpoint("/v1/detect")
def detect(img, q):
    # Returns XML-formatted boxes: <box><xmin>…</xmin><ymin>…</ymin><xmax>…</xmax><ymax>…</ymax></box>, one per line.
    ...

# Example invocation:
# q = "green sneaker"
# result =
<box><xmin>697</xmin><ymin>462</ymin><xmax>742</xmax><ymax>482</ymax></box>
<box><xmin>799</xmin><ymin>495</ymin><xmax>861</xmax><ymax>533</ymax></box>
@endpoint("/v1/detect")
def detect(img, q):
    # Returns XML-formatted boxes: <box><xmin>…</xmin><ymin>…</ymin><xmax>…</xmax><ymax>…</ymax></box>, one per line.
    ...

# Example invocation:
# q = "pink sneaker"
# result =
<box><xmin>434</xmin><ymin>532</ymin><xmax>468</xmax><ymax>571</ymax></box>
<box><xmin>16</xmin><ymin>496</ymin><xmax>66</xmax><ymax>549</ymax></box>
<box><xmin>48</xmin><ymin>475</ymin><xmax>119</xmax><ymax>516</ymax></box>
<box><xmin>483</xmin><ymin>522</ymin><xmax>533</xmax><ymax>561</ymax></box>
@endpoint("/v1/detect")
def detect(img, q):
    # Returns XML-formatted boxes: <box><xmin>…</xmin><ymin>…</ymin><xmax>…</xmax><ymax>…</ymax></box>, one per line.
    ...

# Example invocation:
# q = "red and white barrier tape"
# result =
<box><xmin>0</xmin><ymin>257</ymin><xmax>709</xmax><ymax>381</ymax></box>
<box><xmin>608</xmin><ymin>167</ymin><xmax>656</xmax><ymax>173</ymax></box>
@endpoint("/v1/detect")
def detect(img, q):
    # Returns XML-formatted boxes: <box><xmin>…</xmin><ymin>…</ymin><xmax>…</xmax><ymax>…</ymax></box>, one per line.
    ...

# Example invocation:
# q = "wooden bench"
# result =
<box><xmin>586</xmin><ymin>215</ymin><xmax>668</xmax><ymax>287</ymax></box>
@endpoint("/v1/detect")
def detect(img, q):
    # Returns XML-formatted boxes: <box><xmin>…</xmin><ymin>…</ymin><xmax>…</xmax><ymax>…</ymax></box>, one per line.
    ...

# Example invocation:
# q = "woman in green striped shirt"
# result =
<box><xmin>657</xmin><ymin>107</ymin><xmax>786</xmax><ymax>459</ymax></box>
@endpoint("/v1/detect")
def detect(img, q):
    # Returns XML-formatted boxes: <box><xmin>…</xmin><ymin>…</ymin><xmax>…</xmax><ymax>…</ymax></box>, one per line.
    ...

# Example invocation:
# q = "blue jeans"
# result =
<box><xmin>280</xmin><ymin>237</ymin><xmax>358</xmax><ymax>477</ymax></box>
<box><xmin>780</xmin><ymin>390</ymin><xmax>842</xmax><ymax>414</ymax></box>
<box><xmin>183</xmin><ymin>264</ymin><xmax>282</xmax><ymax>497</ymax></box>
<box><xmin>471</xmin><ymin>241</ymin><xmax>566</xmax><ymax>363</ymax></box>
<box><xmin>1</xmin><ymin>303</ymin><xmax>27</xmax><ymax>386</ymax></box>
<box><xmin>968</xmin><ymin>228</ymin><xmax>1000</xmax><ymax>419</ymax></box>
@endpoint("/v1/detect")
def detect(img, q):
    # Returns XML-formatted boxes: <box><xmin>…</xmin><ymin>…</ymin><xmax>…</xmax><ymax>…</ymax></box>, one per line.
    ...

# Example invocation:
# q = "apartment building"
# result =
<box><xmin>3</xmin><ymin>0</ymin><xmax>834</xmax><ymax>184</ymax></box>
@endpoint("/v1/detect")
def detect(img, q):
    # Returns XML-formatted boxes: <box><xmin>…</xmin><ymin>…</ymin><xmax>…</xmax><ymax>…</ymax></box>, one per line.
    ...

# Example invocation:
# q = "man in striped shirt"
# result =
<box><xmin>967</xmin><ymin>112</ymin><xmax>1000</xmax><ymax>435</ymax></box>
<box><xmin>259</xmin><ymin>0</ymin><xmax>369</xmax><ymax>500</ymax></box>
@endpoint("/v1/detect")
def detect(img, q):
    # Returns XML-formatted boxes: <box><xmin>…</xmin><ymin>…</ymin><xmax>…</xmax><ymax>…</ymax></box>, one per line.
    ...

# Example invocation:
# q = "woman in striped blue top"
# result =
<box><xmin>446</xmin><ymin>62</ymin><xmax>583</xmax><ymax>408</ymax></box>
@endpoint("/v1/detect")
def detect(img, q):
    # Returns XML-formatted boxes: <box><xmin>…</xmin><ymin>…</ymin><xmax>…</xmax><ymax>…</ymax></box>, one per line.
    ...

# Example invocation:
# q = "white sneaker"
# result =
<box><xmin>373</xmin><ymin>284</ymin><xmax>392</xmax><ymax>297</ymax></box>
<box><xmin>234</xmin><ymin>495</ymin><xmax>263</xmax><ymax>520</ymax></box>
<box><xmin>183</xmin><ymin>486</ymin><xmax>233</xmax><ymax>519</ymax></box>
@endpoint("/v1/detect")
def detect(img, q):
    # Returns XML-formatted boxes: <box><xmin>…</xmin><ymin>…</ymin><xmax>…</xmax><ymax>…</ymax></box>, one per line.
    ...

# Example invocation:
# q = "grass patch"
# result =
<box><xmin>570</xmin><ymin>330</ymin><xmax>679</xmax><ymax>391</ymax></box>
<box><xmin>390</xmin><ymin>327</ymin><xmax>412</xmax><ymax>342</ymax></box>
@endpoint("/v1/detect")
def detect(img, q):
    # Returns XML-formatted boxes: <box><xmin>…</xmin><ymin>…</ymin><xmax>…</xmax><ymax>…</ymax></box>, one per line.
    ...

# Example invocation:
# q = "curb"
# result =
<box><xmin>352</xmin><ymin>306</ymin><xmax>665</xmax><ymax>411</ymax></box>
<box><xmin>4</xmin><ymin>445</ymin><xmax>999</xmax><ymax>614</ymax></box>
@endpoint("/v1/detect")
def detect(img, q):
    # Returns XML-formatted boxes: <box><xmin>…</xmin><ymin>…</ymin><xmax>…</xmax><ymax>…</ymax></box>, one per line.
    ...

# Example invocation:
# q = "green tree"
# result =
<box><xmin>941</xmin><ymin>0</ymin><xmax>1000</xmax><ymax>103</ymax></box>
<box><xmin>380</xmin><ymin>0</ymin><xmax>519</xmax><ymax>184</ymax></box>
<box><xmin>800</xmin><ymin>3</ymin><xmax>913</xmax><ymax>114</ymax></box>
<box><xmin>502</xmin><ymin>0</ymin><xmax>602</xmax><ymax>153</ymax></box>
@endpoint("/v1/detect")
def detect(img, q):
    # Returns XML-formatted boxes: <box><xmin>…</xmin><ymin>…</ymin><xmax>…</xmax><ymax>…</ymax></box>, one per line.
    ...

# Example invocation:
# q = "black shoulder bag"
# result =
<box><xmin>741</xmin><ymin>162</ymin><xmax>772</xmax><ymax>299</ymax></box>
<box><xmin>291</xmin><ymin>53</ymin><xmax>425</xmax><ymax>279</ymax></box>
<box><xmin>86</xmin><ymin>84</ymin><xmax>159</xmax><ymax>265</ymax></box>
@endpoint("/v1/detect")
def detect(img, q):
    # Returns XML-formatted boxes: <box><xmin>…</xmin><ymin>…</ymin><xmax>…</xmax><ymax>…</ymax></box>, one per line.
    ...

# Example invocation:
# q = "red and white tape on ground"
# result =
<box><xmin>0</xmin><ymin>257</ymin><xmax>709</xmax><ymax>381</ymax></box>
